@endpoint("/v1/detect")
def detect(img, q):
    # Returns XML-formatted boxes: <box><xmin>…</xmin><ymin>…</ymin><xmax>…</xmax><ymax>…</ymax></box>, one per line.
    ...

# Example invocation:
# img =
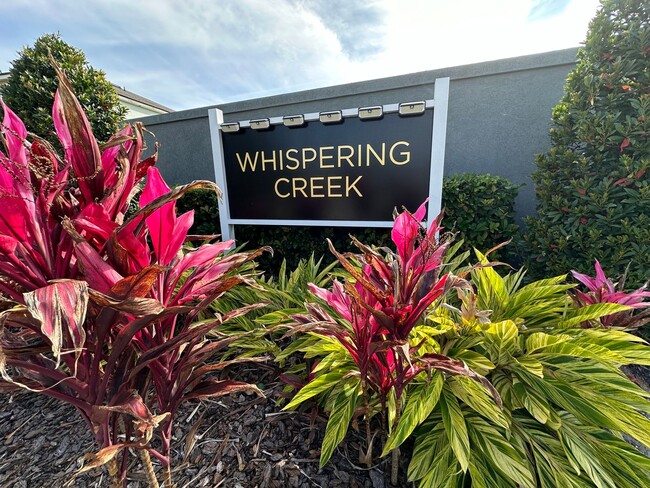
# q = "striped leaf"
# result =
<box><xmin>449</xmin><ymin>376</ymin><xmax>508</xmax><ymax>429</ymax></box>
<box><xmin>558</xmin><ymin>303</ymin><xmax>632</xmax><ymax>328</ymax></box>
<box><xmin>383</xmin><ymin>373</ymin><xmax>444</xmax><ymax>455</ymax></box>
<box><xmin>484</xmin><ymin>320</ymin><xmax>519</xmax><ymax>364</ymax></box>
<box><xmin>24</xmin><ymin>280</ymin><xmax>88</xmax><ymax>368</ymax></box>
<box><xmin>284</xmin><ymin>369</ymin><xmax>349</xmax><ymax>410</ymax></box>
<box><xmin>320</xmin><ymin>379</ymin><xmax>361</xmax><ymax>467</ymax></box>
<box><xmin>440</xmin><ymin>388</ymin><xmax>470</xmax><ymax>472</ymax></box>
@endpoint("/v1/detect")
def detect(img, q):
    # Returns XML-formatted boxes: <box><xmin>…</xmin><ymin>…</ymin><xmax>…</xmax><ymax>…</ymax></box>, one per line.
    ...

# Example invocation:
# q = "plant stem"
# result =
<box><xmin>362</xmin><ymin>385</ymin><xmax>372</xmax><ymax>467</ymax></box>
<box><xmin>390</xmin><ymin>397</ymin><xmax>402</xmax><ymax>486</ymax></box>
<box><xmin>107</xmin><ymin>457</ymin><xmax>122</xmax><ymax>488</ymax></box>
<box><xmin>165</xmin><ymin>464</ymin><xmax>174</xmax><ymax>488</ymax></box>
<box><xmin>139</xmin><ymin>449</ymin><xmax>160</xmax><ymax>488</ymax></box>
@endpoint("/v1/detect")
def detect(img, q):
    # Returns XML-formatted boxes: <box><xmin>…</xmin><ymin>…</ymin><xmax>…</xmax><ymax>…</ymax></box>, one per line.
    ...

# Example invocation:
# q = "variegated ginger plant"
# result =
<box><xmin>280</xmin><ymin>209</ymin><xmax>650</xmax><ymax>487</ymax></box>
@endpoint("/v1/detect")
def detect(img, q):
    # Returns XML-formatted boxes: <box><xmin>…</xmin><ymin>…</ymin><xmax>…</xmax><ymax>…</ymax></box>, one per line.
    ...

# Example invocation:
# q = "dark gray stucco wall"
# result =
<box><xmin>137</xmin><ymin>48</ymin><xmax>578</xmax><ymax>222</ymax></box>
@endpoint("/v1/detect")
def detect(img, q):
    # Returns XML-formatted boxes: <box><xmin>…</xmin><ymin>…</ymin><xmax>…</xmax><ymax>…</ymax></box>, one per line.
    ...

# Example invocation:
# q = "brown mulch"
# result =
<box><xmin>5</xmin><ymin>362</ymin><xmax>647</xmax><ymax>488</ymax></box>
<box><xmin>0</xmin><ymin>364</ymin><xmax>404</xmax><ymax>488</ymax></box>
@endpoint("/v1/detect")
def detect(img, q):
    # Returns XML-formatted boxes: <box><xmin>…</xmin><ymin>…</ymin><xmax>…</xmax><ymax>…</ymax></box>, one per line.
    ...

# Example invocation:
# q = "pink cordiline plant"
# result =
<box><xmin>0</xmin><ymin>64</ymin><xmax>267</xmax><ymax>487</ymax></box>
<box><xmin>571</xmin><ymin>260</ymin><xmax>650</xmax><ymax>329</ymax></box>
<box><xmin>303</xmin><ymin>202</ymin><xmax>452</xmax><ymax>404</ymax></box>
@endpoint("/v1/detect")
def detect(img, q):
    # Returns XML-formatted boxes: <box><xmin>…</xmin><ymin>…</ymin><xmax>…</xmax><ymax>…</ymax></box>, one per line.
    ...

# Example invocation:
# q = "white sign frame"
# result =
<box><xmin>208</xmin><ymin>77</ymin><xmax>450</xmax><ymax>242</ymax></box>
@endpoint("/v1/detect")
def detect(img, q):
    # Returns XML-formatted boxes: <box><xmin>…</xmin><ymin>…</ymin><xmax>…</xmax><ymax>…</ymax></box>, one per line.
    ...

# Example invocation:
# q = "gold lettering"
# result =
<box><xmin>261</xmin><ymin>150</ymin><xmax>277</xmax><ymax>172</ymax></box>
<box><xmin>366</xmin><ymin>143</ymin><xmax>386</xmax><ymax>166</ymax></box>
<box><xmin>357</xmin><ymin>144</ymin><xmax>362</xmax><ymax>166</ymax></box>
<box><xmin>319</xmin><ymin>146</ymin><xmax>334</xmax><ymax>169</ymax></box>
<box><xmin>236</xmin><ymin>152</ymin><xmax>258</xmax><ymax>172</ymax></box>
<box><xmin>310</xmin><ymin>177</ymin><xmax>325</xmax><ymax>198</ymax></box>
<box><xmin>285</xmin><ymin>148</ymin><xmax>300</xmax><ymax>170</ymax></box>
<box><xmin>346</xmin><ymin>176</ymin><xmax>363</xmax><ymax>197</ymax></box>
<box><xmin>328</xmin><ymin>176</ymin><xmax>343</xmax><ymax>197</ymax></box>
<box><xmin>274</xmin><ymin>178</ymin><xmax>290</xmax><ymax>198</ymax></box>
<box><xmin>337</xmin><ymin>145</ymin><xmax>355</xmax><ymax>167</ymax></box>
<box><xmin>390</xmin><ymin>141</ymin><xmax>410</xmax><ymax>165</ymax></box>
<box><xmin>302</xmin><ymin>148</ymin><xmax>317</xmax><ymax>169</ymax></box>
<box><xmin>292</xmin><ymin>178</ymin><xmax>308</xmax><ymax>198</ymax></box>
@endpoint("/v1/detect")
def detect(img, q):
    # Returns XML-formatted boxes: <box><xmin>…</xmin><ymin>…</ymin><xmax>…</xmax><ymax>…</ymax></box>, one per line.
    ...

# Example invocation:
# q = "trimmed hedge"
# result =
<box><xmin>177</xmin><ymin>172</ymin><xmax>521</xmax><ymax>274</ymax></box>
<box><xmin>442</xmin><ymin>173</ymin><xmax>521</xmax><ymax>263</ymax></box>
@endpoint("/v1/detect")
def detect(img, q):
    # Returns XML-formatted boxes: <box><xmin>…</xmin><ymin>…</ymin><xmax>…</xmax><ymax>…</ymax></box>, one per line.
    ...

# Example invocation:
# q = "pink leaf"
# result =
<box><xmin>0</xmin><ymin>235</ymin><xmax>17</xmax><ymax>254</ymax></box>
<box><xmin>51</xmin><ymin>66</ymin><xmax>104</xmax><ymax>205</ymax></box>
<box><xmin>64</xmin><ymin>219</ymin><xmax>123</xmax><ymax>293</ymax></box>
<box><xmin>101</xmin><ymin>125</ymin><xmax>132</xmax><ymax>184</ymax></box>
<box><xmin>73</xmin><ymin>203</ymin><xmax>119</xmax><ymax>245</ymax></box>
<box><xmin>163</xmin><ymin>209</ymin><xmax>194</xmax><ymax>265</ymax></box>
<box><xmin>0</xmin><ymin>100</ymin><xmax>29</xmax><ymax>182</ymax></box>
<box><xmin>391</xmin><ymin>200</ymin><xmax>427</xmax><ymax>264</ymax></box>
<box><xmin>23</xmin><ymin>280</ymin><xmax>89</xmax><ymax>367</ymax></box>
<box><xmin>108</xmin><ymin>216</ymin><xmax>152</xmax><ymax>274</ymax></box>
<box><xmin>570</xmin><ymin>269</ymin><xmax>598</xmax><ymax>291</ymax></box>
<box><xmin>593</xmin><ymin>260</ymin><xmax>614</xmax><ymax>293</ymax></box>
<box><xmin>0</xmin><ymin>103</ymin><xmax>35</xmax><ymax>242</ymax></box>
<box><xmin>74</xmin><ymin>242</ymin><xmax>123</xmax><ymax>293</ymax></box>
<box><xmin>309</xmin><ymin>281</ymin><xmax>353</xmax><ymax>322</ymax></box>
<box><xmin>169</xmin><ymin>241</ymin><xmax>234</xmax><ymax>283</ymax></box>
<box><xmin>140</xmin><ymin>167</ymin><xmax>192</xmax><ymax>265</ymax></box>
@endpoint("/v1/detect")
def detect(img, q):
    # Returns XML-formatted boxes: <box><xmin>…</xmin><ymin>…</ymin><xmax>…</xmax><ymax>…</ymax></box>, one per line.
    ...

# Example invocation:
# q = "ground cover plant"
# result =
<box><xmin>281</xmin><ymin>201</ymin><xmax>650</xmax><ymax>487</ymax></box>
<box><xmin>0</xmin><ymin>64</ymin><xmax>267</xmax><ymax>487</ymax></box>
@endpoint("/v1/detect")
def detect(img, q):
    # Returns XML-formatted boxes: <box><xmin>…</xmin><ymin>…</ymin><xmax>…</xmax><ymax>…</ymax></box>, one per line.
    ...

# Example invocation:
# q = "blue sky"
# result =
<box><xmin>0</xmin><ymin>0</ymin><xmax>600</xmax><ymax>111</ymax></box>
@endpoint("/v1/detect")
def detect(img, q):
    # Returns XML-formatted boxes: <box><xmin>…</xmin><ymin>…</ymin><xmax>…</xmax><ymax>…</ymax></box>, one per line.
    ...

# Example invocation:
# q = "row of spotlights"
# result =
<box><xmin>221</xmin><ymin>101</ymin><xmax>426</xmax><ymax>133</ymax></box>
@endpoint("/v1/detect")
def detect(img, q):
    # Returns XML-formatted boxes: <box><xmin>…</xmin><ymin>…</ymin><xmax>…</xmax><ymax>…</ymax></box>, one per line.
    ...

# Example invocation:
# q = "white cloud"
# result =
<box><xmin>0</xmin><ymin>0</ymin><xmax>602</xmax><ymax>109</ymax></box>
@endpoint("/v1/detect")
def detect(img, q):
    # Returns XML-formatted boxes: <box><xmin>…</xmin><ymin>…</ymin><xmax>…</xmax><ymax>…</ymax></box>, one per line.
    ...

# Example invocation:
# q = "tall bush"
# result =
<box><xmin>2</xmin><ymin>33</ymin><xmax>126</xmax><ymax>145</ymax></box>
<box><xmin>526</xmin><ymin>0</ymin><xmax>650</xmax><ymax>287</ymax></box>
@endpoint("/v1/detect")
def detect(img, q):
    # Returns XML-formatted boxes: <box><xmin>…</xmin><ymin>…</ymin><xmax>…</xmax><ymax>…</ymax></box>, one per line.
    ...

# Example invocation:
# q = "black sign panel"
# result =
<box><xmin>221</xmin><ymin>110</ymin><xmax>434</xmax><ymax>221</ymax></box>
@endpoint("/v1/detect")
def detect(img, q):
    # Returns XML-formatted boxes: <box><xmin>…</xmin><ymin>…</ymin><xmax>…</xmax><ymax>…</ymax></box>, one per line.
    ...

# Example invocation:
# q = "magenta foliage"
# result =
<box><xmin>571</xmin><ymin>260</ymin><xmax>650</xmax><ymax>328</ymax></box>
<box><xmin>301</xmin><ymin>201</ymin><xmax>450</xmax><ymax>402</ymax></box>
<box><xmin>0</xmin><ymin>64</ymin><xmax>266</xmax><ymax>483</ymax></box>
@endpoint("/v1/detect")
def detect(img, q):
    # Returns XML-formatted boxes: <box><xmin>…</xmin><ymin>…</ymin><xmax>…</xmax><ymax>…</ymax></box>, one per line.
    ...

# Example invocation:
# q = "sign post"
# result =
<box><xmin>208</xmin><ymin>77</ymin><xmax>450</xmax><ymax>242</ymax></box>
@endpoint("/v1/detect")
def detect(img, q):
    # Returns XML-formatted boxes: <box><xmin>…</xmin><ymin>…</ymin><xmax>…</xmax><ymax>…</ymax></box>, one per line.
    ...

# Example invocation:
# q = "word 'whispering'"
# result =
<box><xmin>236</xmin><ymin>141</ymin><xmax>411</xmax><ymax>172</ymax></box>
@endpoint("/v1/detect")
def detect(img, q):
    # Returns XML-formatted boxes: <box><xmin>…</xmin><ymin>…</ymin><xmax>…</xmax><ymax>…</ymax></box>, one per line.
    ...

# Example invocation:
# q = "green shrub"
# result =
<box><xmin>176</xmin><ymin>172</ymin><xmax>521</xmax><ymax>274</ymax></box>
<box><xmin>442</xmin><ymin>173</ymin><xmax>521</xmax><ymax>262</ymax></box>
<box><xmin>1</xmin><ymin>33</ymin><xmax>126</xmax><ymax>145</ymax></box>
<box><xmin>525</xmin><ymin>0</ymin><xmax>650</xmax><ymax>287</ymax></box>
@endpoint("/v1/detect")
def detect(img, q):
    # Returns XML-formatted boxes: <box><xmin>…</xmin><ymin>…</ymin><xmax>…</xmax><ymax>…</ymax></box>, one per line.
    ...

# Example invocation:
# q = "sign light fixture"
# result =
<box><xmin>398</xmin><ymin>101</ymin><xmax>426</xmax><ymax>116</ymax></box>
<box><xmin>319</xmin><ymin>111</ymin><xmax>343</xmax><ymax>124</ymax></box>
<box><xmin>250</xmin><ymin>118</ymin><xmax>271</xmax><ymax>130</ymax></box>
<box><xmin>358</xmin><ymin>106</ymin><xmax>383</xmax><ymax>120</ymax></box>
<box><xmin>283</xmin><ymin>115</ymin><xmax>305</xmax><ymax>127</ymax></box>
<box><xmin>220</xmin><ymin>122</ymin><xmax>240</xmax><ymax>133</ymax></box>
